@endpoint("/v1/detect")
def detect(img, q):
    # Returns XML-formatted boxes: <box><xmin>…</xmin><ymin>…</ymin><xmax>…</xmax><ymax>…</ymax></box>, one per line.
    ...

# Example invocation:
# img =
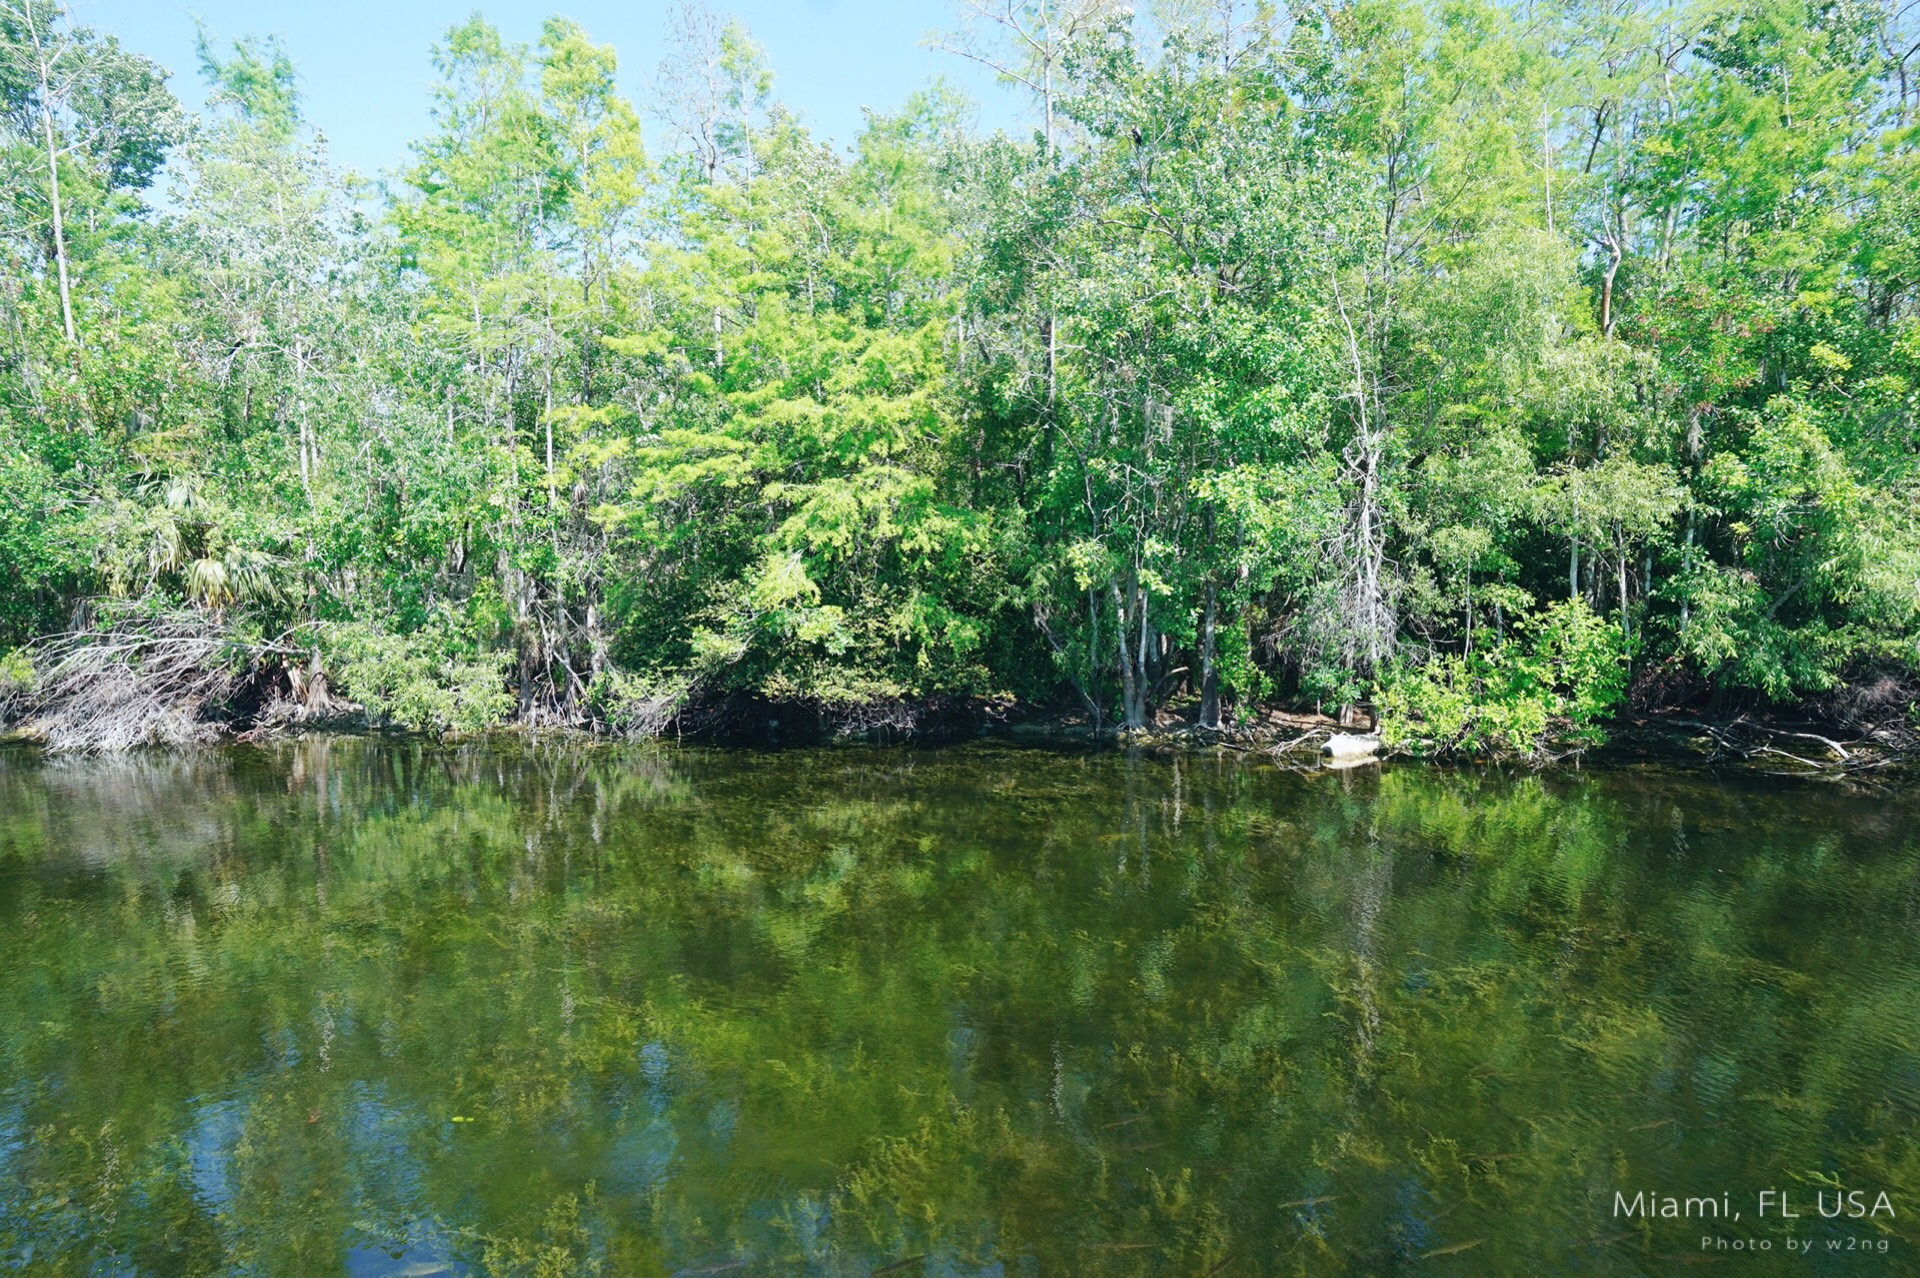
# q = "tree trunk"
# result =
<box><xmin>543</xmin><ymin>375</ymin><xmax>556</xmax><ymax>509</ymax></box>
<box><xmin>1087</xmin><ymin>587</ymin><xmax>1108</xmax><ymax>729</ymax></box>
<box><xmin>1198</xmin><ymin>580</ymin><xmax>1220</xmax><ymax>730</ymax></box>
<box><xmin>1112</xmin><ymin>579</ymin><xmax>1148</xmax><ymax>731</ymax></box>
<box><xmin>1463</xmin><ymin>567</ymin><xmax>1473</xmax><ymax>655</ymax></box>
<box><xmin>1041</xmin><ymin>312</ymin><xmax>1056</xmax><ymax>405</ymax></box>
<box><xmin>27</xmin><ymin>11</ymin><xmax>77</xmax><ymax>348</ymax></box>
<box><xmin>1599</xmin><ymin>237</ymin><xmax>1622</xmax><ymax>338</ymax></box>
<box><xmin>1617</xmin><ymin>535</ymin><xmax>1630</xmax><ymax>639</ymax></box>
<box><xmin>1135</xmin><ymin>587</ymin><xmax>1152</xmax><ymax>724</ymax></box>
<box><xmin>1680</xmin><ymin>513</ymin><xmax>1694</xmax><ymax>628</ymax></box>
<box><xmin>1333</xmin><ymin>273</ymin><xmax>1390</xmax><ymax>672</ymax></box>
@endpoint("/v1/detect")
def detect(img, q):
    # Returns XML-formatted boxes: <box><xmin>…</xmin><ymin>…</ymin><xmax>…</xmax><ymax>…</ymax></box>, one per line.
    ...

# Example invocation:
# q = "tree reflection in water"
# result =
<box><xmin>0</xmin><ymin>740</ymin><xmax>1915</xmax><ymax>1275</ymax></box>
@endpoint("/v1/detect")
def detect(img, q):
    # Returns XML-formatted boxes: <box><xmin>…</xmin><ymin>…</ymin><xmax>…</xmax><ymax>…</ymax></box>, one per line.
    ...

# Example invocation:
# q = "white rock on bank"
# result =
<box><xmin>1322</xmin><ymin>732</ymin><xmax>1381</xmax><ymax>761</ymax></box>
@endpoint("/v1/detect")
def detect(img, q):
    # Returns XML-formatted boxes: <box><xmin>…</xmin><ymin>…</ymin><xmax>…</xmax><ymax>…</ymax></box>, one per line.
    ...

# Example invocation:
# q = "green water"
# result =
<box><xmin>1</xmin><ymin>740</ymin><xmax>1916</xmax><ymax>1276</ymax></box>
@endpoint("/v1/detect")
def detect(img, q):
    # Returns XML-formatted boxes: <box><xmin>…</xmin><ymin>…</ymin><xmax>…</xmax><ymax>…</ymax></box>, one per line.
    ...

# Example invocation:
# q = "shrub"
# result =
<box><xmin>323</xmin><ymin>620</ymin><xmax>511</xmax><ymax>736</ymax></box>
<box><xmin>0</xmin><ymin>648</ymin><xmax>33</xmax><ymax>700</ymax></box>
<box><xmin>590</xmin><ymin>668</ymin><xmax>695</xmax><ymax>738</ymax></box>
<box><xmin>1376</xmin><ymin>600</ymin><xmax>1628</xmax><ymax>757</ymax></box>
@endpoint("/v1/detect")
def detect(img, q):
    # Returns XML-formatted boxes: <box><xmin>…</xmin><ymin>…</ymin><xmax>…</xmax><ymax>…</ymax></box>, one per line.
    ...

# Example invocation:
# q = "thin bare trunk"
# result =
<box><xmin>1617</xmin><ymin>536</ymin><xmax>1630</xmax><ymax>639</ymax></box>
<box><xmin>1111</xmin><ymin>578</ymin><xmax>1148</xmax><ymax>731</ymax></box>
<box><xmin>1198</xmin><ymin>579</ymin><xmax>1220</xmax><ymax>730</ymax></box>
<box><xmin>1332</xmin><ymin>273</ymin><xmax>1390</xmax><ymax>671</ymax></box>
<box><xmin>1599</xmin><ymin>237</ymin><xmax>1622</xmax><ymax>337</ymax></box>
<box><xmin>1463</xmin><ymin>567</ymin><xmax>1472</xmax><ymax>655</ymax></box>
<box><xmin>1680</xmin><ymin>514</ymin><xmax>1694</xmax><ymax>628</ymax></box>
<box><xmin>1136</xmin><ymin>583</ymin><xmax>1151</xmax><ymax>723</ymax></box>
<box><xmin>1112</xmin><ymin>582</ymin><xmax>1137</xmax><ymax>729</ymax></box>
<box><xmin>1087</xmin><ymin>585</ymin><xmax>1102</xmax><ymax>729</ymax></box>
<box><xmin>1569</xmin><ymin>425</ymin><xmax>1581</xmax><ymax>600</ymax></box>
<box><xmin>25</xmin><ymin>5</ymin><xmax>77</xmax><ymax>346</ymax></box>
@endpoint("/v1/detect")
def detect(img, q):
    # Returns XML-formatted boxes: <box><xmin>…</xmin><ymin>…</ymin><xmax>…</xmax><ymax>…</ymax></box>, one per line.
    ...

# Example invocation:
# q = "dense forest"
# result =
<box><xmin>1</xmin><ymin>0</ymin><xmax>1916</xmax><ymax>753</ymax></box>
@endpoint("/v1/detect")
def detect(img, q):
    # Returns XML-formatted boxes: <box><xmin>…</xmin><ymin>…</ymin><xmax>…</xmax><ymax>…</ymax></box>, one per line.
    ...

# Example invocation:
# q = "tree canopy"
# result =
<box><xmin>1</xmin><ymin>0</ymin><xmax>1916</xmax><ymax>751</ymax></box>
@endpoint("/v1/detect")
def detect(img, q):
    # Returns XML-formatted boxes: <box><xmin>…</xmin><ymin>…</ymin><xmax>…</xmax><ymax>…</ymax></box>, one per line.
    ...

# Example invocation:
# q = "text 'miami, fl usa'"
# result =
<box><xmin>1613</xmin><ymin>1189</ymin><xmax>1896</xmax><ymax>1221</ymax></box>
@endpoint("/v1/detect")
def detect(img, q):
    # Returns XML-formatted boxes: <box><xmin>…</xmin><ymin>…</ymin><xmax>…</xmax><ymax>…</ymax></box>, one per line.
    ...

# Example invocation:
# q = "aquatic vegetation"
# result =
<box><xmin>0</xmin><ymin>740</ymin><xmax>1915</xmax><ymax>1273</ymax></box>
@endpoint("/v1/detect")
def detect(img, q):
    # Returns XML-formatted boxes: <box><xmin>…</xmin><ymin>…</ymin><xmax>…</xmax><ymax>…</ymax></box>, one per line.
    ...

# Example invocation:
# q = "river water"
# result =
<box><xmin>0</xmin><ymin>739</ymin><xmax>1915</xmax><ymax>1275</ymax></box>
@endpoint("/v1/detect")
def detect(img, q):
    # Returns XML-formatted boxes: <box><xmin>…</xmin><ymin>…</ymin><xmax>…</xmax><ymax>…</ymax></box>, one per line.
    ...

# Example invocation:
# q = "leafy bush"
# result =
<box><xmin>590</xmin><ymin>668</ymin><xmax>694</xmax><ymax>738</ymax></box>
<box><xmin>1376</xmin><ymin>601</ymin><xmax>1628</xmax><ymax>757</ymax></box>
<box><xmin>323</xmin><ymin>620</ymin><xmax>511</xmax><ymax>736</ymax></box>
<box><xmin>0</xmin><ymin>648</ymin><xmax>33</xmax><ymax>700</ymax></box>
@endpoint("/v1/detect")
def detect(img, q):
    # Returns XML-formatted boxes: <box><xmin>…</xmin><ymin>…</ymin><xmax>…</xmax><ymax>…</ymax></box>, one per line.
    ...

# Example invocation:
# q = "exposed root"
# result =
<box><xmin>828</xmin><ymin>697</ymin><xmax>919</xmax><ymax>738</ymax></box>
<box><xmin>1658</xmin><ymin>714</ymin><xmax>1905</xmax><ymax>776</ymax></box>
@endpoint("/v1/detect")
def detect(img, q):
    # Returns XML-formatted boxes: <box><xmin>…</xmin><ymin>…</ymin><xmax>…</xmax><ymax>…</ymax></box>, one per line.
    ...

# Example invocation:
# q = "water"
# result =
<box><xmin>0</xmin><ymin>739</ymin><xmax>1916</xmax><ymax>1276</ymax></box>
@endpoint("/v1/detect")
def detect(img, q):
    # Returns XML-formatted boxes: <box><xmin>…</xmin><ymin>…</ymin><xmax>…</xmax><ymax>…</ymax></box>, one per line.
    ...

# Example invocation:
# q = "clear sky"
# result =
<box><xmin>82</xmin><ymin>0</ymin><xmax>1029</xmax><ymax>176</ymax></box>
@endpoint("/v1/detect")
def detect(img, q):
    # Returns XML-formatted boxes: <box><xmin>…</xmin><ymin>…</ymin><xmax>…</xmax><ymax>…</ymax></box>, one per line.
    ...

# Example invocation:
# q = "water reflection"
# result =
<box><xmin>1</xmin><ymin>740</ymin><xmax>1916</xmax><ymax>1275</ymax></box>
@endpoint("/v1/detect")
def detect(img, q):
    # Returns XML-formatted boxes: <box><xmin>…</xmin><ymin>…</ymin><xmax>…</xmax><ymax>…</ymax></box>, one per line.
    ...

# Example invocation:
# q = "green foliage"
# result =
<box><xmin>0</xmin><ymin>0</ymin><xmax>1916</xmax><ymax>748</ymax></box>
<box><xmin>195</xmin><ymin>27</ymin><xmax>299</xmax><ymax>137</ymax></box>
<box><xmin>588</xmin><ymin>667</ymin><xmax>694</xmax><ymax>738</ymax></box>
<box><xmin>323</xmin><ymin>620</ymin><xmax>511</xmax><ymax>736</ymax></box>
<box><xmin>1378</xmin><ymin>601</ymin><xmax>1629</xmax><ymax>755</ymax></box>
<box><xmin>0</xmin><ymin>646</ymin><xmax>32</xmax><ymax>697</ymax></box>
<box><xmin>600</xmin><ymin>86</ymin><xmax>1016</xmax><ymax>708</ymax></box>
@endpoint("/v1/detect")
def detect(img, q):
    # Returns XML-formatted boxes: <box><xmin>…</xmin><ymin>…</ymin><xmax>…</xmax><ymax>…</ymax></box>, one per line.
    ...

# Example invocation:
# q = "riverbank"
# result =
<box><xmin>6</xmin><ymin>607</ymin><xmax>1914</xmax><ymax>772</ymax></box>
<box><xmin>1001</xmin><ymin>703</ymin><xmax>1918</xmax><ymax>780</ymax></box>
<box><xmin>6</xmin><ymin>689</ymin><xmax>1911</xmax><ymax>782</ymax></box>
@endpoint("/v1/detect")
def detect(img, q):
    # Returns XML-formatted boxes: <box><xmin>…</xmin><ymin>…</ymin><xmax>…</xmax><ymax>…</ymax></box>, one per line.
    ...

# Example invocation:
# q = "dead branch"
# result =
<box><xmin>1</xmin><ymin>606</ymin><xmax>291</xmax><ymax>752</ymax></box>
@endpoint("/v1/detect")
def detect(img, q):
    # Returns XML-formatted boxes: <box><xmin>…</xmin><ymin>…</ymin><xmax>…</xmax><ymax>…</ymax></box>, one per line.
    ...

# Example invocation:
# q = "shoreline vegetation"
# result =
<box><xmin>3</xmin><ymin>634</ymin><xmax>1912</xmax><ymax>777</ymax></box>
<box><xmin>3</xmin><ymin>2</ymin><xmax>1919</xmax><ymax>767</ymax></box>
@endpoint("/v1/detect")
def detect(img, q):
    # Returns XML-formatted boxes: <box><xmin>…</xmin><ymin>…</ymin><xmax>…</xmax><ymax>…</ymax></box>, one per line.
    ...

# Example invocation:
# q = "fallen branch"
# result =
<box><xmin>1270</xmin><ymin>727</ymin><xmax>1332</xmax><ymax>758</ymax></box>
<box><xmin>2</xmin><ymin>605</ymin><xmax>299</xmax><ymax>752</ymax></box>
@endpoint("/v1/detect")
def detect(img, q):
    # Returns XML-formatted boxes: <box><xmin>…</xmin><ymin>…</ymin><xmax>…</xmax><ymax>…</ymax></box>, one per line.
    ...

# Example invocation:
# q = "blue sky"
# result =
<box><xmin>85</xmin><ymin>1</ymin><xmax>1029</xmax><ymax>176</ymax></box>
